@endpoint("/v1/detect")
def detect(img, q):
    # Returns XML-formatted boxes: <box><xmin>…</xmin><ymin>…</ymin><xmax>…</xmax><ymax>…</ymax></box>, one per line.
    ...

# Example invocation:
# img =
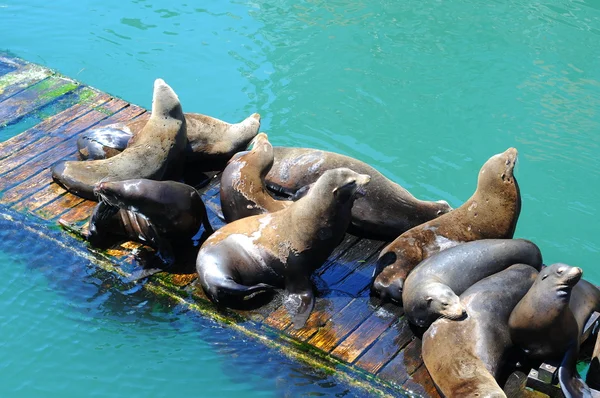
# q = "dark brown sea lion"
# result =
<box><xmin>403</xmin><ymin>239</ymin><xmax>542</xmax><ymax>328</ymax></box>
<box><xmin>89</xmin><ymin>179</ymin><xmax>213</xmax><ymax>269</ymax></box>
<box><xmin>262</xmin><ymin>147</ymin><xmax>452</xmax><ymax>240</ymax></box>
<box><xmin>423</xmin><ymin>264</ymin><xmax>538</xmax><ymax>398</ymax></box>
<box><xmin>196</xmin><ymin>168</ymin><xmax>370</xmax><ymax>328</ymax></box>
<box><xmin>220</xmin><ymin>132</ymin><xmax>291</xmax><ymax>223</ymax></box>
<box><xmin>77</xmin><ymin>111</ymin><xmax>260</xmax><ymax>171</ymax></box>
<box><xmin>52</xmin><ymin>79</ymin><xmax>187</xmax><ymax>201</ymax></box>
<box><xmin>508</xmin><ymin>263</ymin><xmax>600</xmax><ymax>398</ymax></box>
<box><xmin>372</xmin><ymin>147</ymin><xmax>521</xmax><ymax>304</ymax></box>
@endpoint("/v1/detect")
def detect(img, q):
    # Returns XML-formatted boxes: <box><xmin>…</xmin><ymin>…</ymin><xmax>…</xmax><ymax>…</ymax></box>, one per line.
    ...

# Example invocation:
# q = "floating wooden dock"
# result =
<box><xmin>0</xmin><ymin>55</ymin><xmax>579</xmax><ymax>397</ymax></box>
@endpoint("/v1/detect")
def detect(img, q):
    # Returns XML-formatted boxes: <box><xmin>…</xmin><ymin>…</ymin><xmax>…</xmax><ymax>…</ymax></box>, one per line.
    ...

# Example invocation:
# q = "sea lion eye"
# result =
<box><xmin>541</xmin><ymin>273</ymin><xmax>548</xmax><ymax>280</ymax></box>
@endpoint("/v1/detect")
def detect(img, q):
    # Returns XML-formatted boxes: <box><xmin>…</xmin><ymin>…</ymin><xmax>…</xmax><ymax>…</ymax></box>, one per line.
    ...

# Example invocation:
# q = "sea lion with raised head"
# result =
<box><xmin>77</xmin><ymin>111</ymin><xmax>260</xmax><ymax>171</ymax></box>
<box><xmin>196</xmin><ymin>168</ymin><xmax>370</xmax><ymax>328</ymax></box>
<box><xmin>52</xmin><ymin>79</ymin><xmax>187</xmax><ymax>200</ymax></box>
<box><xmin>263</xmin><ymin>147</ymin><xmax>452</xmax><ymax>240</ymax></box>
<box><xmin>89</xmin><ymin>179</ymin><xmax>213</xmax><ymax>269</ymax></box>
<box><xmin>509</xmin><ymin>263</ymin><xmax>600</xmax><ymax>398</ymax></box>
<box><xmin>423</xmin><ymin>264</ymin><xmax>538</xmax><ymax>398</ymax></box>
<box><xmin>220</xmin><ymin>132</ymin><xmax>291</xmax><ymax>222</ymax></box>
<box><xmin>403</xmin><ymin>239</ymin><xmax>542</xmax><ymax>328</ymax></box>
<box><xmin>372</xmin><ymin>147</ymin><xmax>521</xmax><ymax>304</ymax></box>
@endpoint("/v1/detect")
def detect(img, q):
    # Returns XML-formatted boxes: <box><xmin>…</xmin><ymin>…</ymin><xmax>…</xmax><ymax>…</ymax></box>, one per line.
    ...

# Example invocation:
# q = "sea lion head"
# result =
<box><xmin>246</xmin><ymin>132</ymin><xmax>274</xmax><ymax>177</ymax></box>
<box><xmin>407</xmin><ymin>283</ymin><xmax>466</xmax><ymax>328</ymax></box>
<box><xmin>538</xmin><ymin>263</ymin><xmax>582</xmax><ymax>299</ymax></box>
<box><xmin>477</xmin><ymin>147</ymin><xmax>518</xmax><ymax>195</ymax></box>
<box><xmin>309</xmin><ymin>168</ymin><xmax>371</xmax><ymax>203</ymax></box>
<box><xmin>151</xmin><ymin>78</ymin><xmax>184</xmax><ymax>120</ymax></box>
<box><xmin>93</xmin><ymin>179</ymin><xmax>157</xmax><ymax>213</ymax></box>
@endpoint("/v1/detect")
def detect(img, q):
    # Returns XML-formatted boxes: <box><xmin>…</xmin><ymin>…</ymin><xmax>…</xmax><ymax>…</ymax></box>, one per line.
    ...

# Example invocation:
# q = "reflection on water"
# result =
<box><xmin>0</xmin><ymin>213</ymin><xmax>374</xmax><ymax>397</ymax></box>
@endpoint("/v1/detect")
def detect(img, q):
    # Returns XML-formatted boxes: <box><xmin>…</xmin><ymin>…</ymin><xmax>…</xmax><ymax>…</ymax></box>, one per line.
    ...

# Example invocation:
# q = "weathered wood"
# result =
<box><xmin>378</xmin><ymin>337</ymin><xmax>423</xmax><ymax>384</ymax></box>
<box><xmin>306</xmin><ymin>297</ymin><xmax>374</xmax><ymax>352</ymax></box>
<box><xmin>35</xmin><ymin>192</ymin><xmax>85</xmax><ymax>220</ymax></box>
<box><xmin>58</xmin><ymin>200</ymin><xmax>97</xmax><ymax>225</ymax></box>
<box><xmin>330</xmin><ymin>303</ymin><xmax>402</xmax><ymax>363</ymax></box>
<box><xmin>0</xmin><ymin>91</ymin><xmax>109</xmax><ymax>161</ymax></box>
<box><xmin>0</xmin><ymin>63</ymin><xmax>53</xmax><ymax>103</ymax></box>
<box><xmin>0</xmin><ymin>101</ymin><xmax>137</xmax><ymax>193</ymax></box>
<box><xmin>354</xmin><ymin>318</ymin><xmax>414</xmax><ymax>374</ymax></box>
<box><xmin>403</xmin><ymin>364</ymin><xmax>442</xmax><ymax>398</ymax></box>
<box><xmin>0</xmin><ymin>76</ymin><xmax>80</xmax><ymax>126</ymax></box>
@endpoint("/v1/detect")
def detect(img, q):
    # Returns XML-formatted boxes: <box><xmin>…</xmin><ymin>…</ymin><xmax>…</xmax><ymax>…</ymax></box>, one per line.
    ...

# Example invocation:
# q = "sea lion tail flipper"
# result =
<box><xmin>210</xmin><ymin>279</ymin><xmax>274</xmax><ymax>303</ymax></box>
<box><xmin>290</xmin><ymin>184</ymin><xmax>313</xmax><ymax>201</ymax></box>
<box><xmin>559</xmin><ymin>345</ymin><xmax>592</xmax><ymax>398</ymax></box>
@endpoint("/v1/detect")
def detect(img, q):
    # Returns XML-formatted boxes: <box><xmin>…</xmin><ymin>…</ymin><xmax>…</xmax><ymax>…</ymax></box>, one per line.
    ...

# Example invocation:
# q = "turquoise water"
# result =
<box><xmin>1</xmin><ymin>0</ymin><xmax>600</xmax><ymax>395</ymax></box>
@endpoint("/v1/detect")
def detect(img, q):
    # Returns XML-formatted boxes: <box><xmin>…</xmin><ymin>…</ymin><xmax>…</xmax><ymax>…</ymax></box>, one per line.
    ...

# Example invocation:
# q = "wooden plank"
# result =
<box><xmin>0</xmin><ymin>64</ymin><xmax>53</xmax><ymax>103</ymax></box>
<box><xmin>402</xmin><ymin>364</ymin><xmax>441</xmax><ymax>398</ymax></box>
<box><xmin>9</xmin><ymin>105</ymin><xmax>145</xmax><ymax>214</ymax></box>
<box><xmin>330</xmin><ymin>303</ymin><xmax>402</xmax><ymax>363</ymax></box>
<box><xmin>280</xmin><ymin>242</ymin><xmax>383</xmax><ymax>341</ymax></box>
<box><xmin>0</xmin><ymin>97</ymin><xmax>127</xmax><ymax>177</ymax></box>
<box><xmin>0</xmin><ymin>77</ymin><xmax>80</xmax><ymax>126</ymax></box>
<box><xmin>0</xmin><ymin>169</ymin><xmax>50</xmax><ymax>204</ymax></box>
<box><xmin>35</xmin><ymin>192</ymin><xmax>85</xmax><ymax>220</ymax></box>
<box><xmin>262</xmin><ymin>234</ymin><xmax>361</xmax><ymax>331</ymax></box>
<box><xmin>354</xmin><ymin>318</ymin><xmax>414</xmax><ymax>374</ymax></box>
<box><xmin>378</xmin><ymin>337</ymin><xmax>423</xmax><ymax>385</ymax></box>
<box><xmin>306</xmin><ymin>297</ymin><xmax>374</xmax><ymax>352</ymax></box>
<box><xmin>0</xmin><ymin>100</ymin><xmax>132</xmax><ymax>192</ymax></box>
<box><xmin>0</xmin><ymin>91</ymin><xmax>109</xmax><ymax>161</ymax></box>
<box><xmin>58</xmin><ymin>200</ymin><xmax>97</xmax><ymax>225</ymax></box>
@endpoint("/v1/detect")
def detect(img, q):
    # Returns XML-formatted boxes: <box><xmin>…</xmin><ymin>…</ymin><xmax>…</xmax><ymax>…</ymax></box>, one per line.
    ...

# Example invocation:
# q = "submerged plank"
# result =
<box><xmin>0</xmin><ymin>63</ymin><xmax>53</xmax><ymax>103</ymax></box>
<box><xmin>0</xmin><ymin>100</ymin><xmax>133</xmax><ymax>193</ymax></box>
<box><xmin>0</xmin><ymin>91</ymin><xmax>109</xmax><ymax>161</ymax></box>
<box><xmin>0</xmin><ymin>76</ymin><xmax>80</xmax><ymax>126</ymax></box>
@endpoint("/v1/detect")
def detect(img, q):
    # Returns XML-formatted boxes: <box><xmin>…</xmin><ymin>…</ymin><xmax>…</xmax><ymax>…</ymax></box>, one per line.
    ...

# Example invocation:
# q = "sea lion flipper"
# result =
<box><xmin>559</xmin><ymin>344</ymin><xmax>592</xmax><ymax>398</ymax></box>
<box><xmin>284</xmin><ymin>273</ymin><xmax>315</xmax><ymax>330</ymax></box>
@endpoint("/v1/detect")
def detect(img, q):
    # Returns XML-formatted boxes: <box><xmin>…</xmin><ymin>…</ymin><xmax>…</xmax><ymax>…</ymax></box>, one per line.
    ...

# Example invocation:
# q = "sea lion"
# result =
<box><xmin>52</xmin><ymin>79</ymin><xmax>187</xmax><ymax>201</ymax></box>
<box><xmin>89</xmin><ymin>179</ymin><xmax>213</xmax><ymax>269</ymax></box>
<box><xmin>220</xmin><ymin>132</ymin><xmax>291</xmax><ymax>223</ymax></box>
<box><xmin>372</xmin><ymin>147</ymin><xmax>521</xmax><ymax>304</ymax></box>
<box><xmin>263</xmin><ymin>147</ymin><xmax>452</xmax><ymax>240</ymax></box>
<box><xmin>403</xmin><ymin>239</ymin><xmax>542</xmax><ymax>328</ymax></box>
<box><xmin>77</xmin><ymin>111</ymin><xmax>260</xmax><ymax>170</ymax></box>
<box><xmin>423</xmin><ymin>264</ymin><xmax>538</xmax><ymax>398</ymax></box>
<box><xmin>196</xmin><ymin>168</ymin><xmax>370</xmax><ymax>327</ymax></box>
<box><xmin>508</xmin><ymin>263</ymin><xmax>600</xmax><ymax>398</ymax></box>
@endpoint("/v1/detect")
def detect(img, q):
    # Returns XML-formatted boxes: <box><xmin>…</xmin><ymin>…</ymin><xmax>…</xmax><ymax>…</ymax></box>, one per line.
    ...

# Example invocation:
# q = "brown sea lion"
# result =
<box><xmin>509</xmin><ymin>263</ymin><xmax>600</xmax><ymax>398</ymax></box>
<box><xmin>52</xmin><ymin>79</ymin><xmax>187</xmax><ymax>200</ymax></box>
<box><xmin>220</xmin><ymin>132</ymin><xmax>291</xmax><ymax>223</ymax></box>
<box><xmin>371</xmin><ymin>147</ymin><xmax>521</xmax><ymax>304</ymax></box>
<box><xmin>423</xmin><ymin>264</ymin><xmax>538</xmax><ymax>398</ymax></box>
<box><xmin>196</xmin><ymin>168</ymin><xmax>370</xmax><ymax>328</ymax></box>
<box><xmin>262</xmin><ymin>147</ymin><xmax>452</xmax><ymax>240</ymax></box>
<box><xmin>89</xmin><ymin>179</ymin><xmax>213</xmax><ymax>271</ymax></box>
<box><xmin>77</xmin><ymin>111</ymin><xmax>260</xmax><ymax>171</ymax></box>
<box><xmin>403</xmin><ymin>239</ymin><xmax>542</xmax><ymax>328</ymax></box>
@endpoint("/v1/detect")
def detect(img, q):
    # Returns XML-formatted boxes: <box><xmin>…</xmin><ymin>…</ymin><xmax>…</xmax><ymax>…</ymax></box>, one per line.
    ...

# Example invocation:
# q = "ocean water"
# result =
<box><xmin>1</xmin><ymin>0</ymin><xmax>599</xmax><ymax>396</ymax></box>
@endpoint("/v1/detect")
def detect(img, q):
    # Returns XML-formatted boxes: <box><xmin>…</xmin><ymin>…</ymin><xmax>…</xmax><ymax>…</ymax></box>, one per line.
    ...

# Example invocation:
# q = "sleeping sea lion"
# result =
<box><xmin>509</xmin><ymin>263</ymin><xmax>600</xmax><ymax>398</ymax></box>
<box><xmin>89</xmin><ymin>179</ymin><xmax>213</xmax><ymax>269</ymax></box>
<box><xmin>262</xmin><ymin>147</ymin><xmax>452</xmax><ymax>240</ymax></box>
<box><xmin>423</xmin><ymin>264</ymin><xmax>538</xmax><ymax>398</ymax></box>
<box><xmin>77</xmin><ymin>111</ymin><xmax>260</xmax><ymax>171</ymax></box>
<box><xmin>196</xmin><ymin>168</ymin><xmax>370</xmax><ymax>328</ymax></box>
<box><xmin>220</xmin><ymin>132</ymin><xmax>290</xmax><ymax>223</ymax></box>
<box><xmin>372</xmin><ymin>147</ymin><xmax>521</xmax><ymax>304</ymax></box>
<box><xmin>52</xmin><ymin>79</ymin><xmax>187</xmax><ymax>200</ymax></box>
<box><xmin>403</xmin><ymin>239</ymin><xmax>542</xmax><ymax>328</ymax></box>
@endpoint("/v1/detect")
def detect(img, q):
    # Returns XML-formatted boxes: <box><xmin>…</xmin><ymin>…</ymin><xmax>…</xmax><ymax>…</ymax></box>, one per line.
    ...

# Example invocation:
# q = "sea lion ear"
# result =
<box><xmin>426</xmin><ymin>296</ymin><xmax>433</xmax><ymax>306</ymax></box>
<box><xmin>332</xmin><ymin>187</ymin><xmax>339</xmax><ymax>196</ymax></box>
